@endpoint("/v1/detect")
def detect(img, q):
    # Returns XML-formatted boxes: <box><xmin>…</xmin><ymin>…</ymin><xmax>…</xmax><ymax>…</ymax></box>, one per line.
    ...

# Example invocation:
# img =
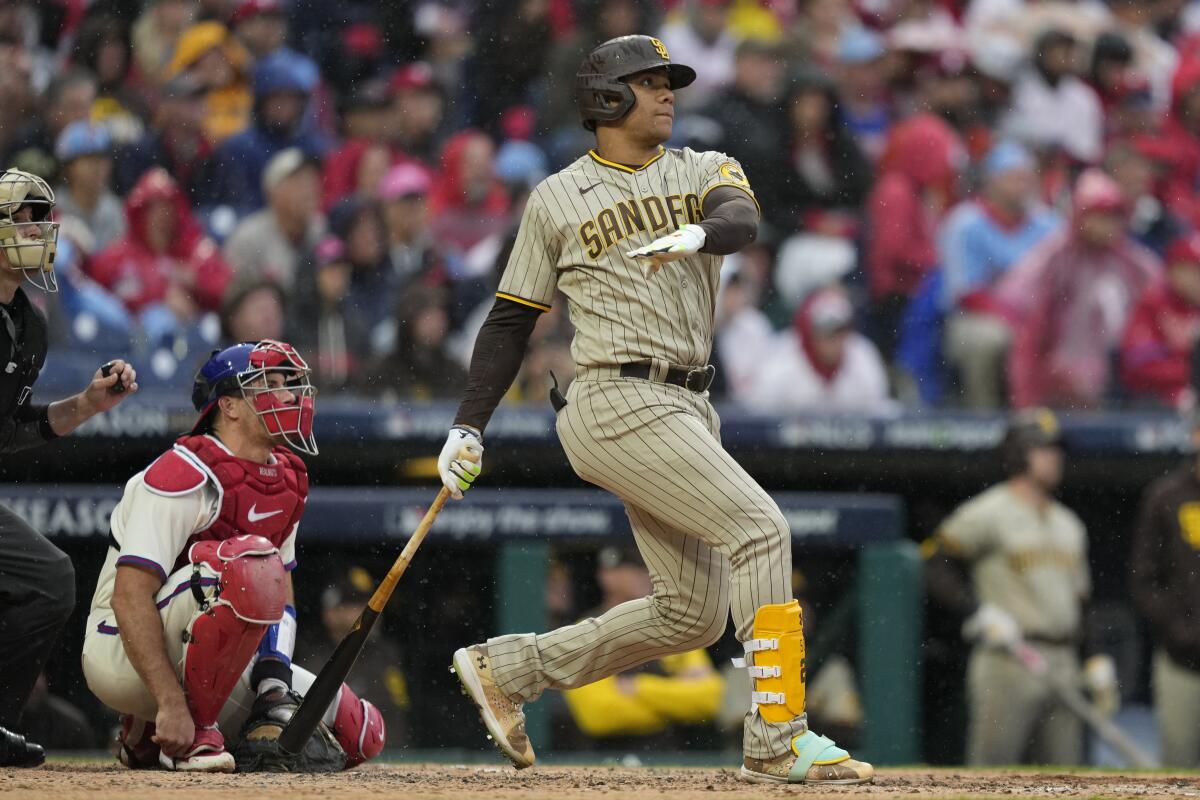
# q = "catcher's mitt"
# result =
<box><xmin>232</xmin><ymin>689</ymin><xmax>346</xmax><ymax>773</ymax></box>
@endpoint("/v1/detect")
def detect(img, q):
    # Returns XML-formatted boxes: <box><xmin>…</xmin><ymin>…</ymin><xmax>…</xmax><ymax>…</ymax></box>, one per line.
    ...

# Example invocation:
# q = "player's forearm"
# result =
<box><xmin>453</xmin><ymin>297</ymin><xmax>541</xmax><ymax>432</ymax></box>
<box><xmin>698</xmin><ymin>188</ymin><xmax>758</xmax><ymax>255</ymax></box>
<box><xmin>113</xmin><ymin>583</ymin><xmax>188</xmax><ymax>711</ymax></box>
<box><xmin>47</xmin><ymin>392</ymin><xmax>99</xmax><ymax>437</ymax></box>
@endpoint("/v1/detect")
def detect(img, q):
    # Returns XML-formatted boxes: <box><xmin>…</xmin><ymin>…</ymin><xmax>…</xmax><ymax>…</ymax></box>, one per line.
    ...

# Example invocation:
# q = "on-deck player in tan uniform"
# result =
<box><xmin>437</xmin><ymin>35</ymin><xmax>873</xmax><ymax>785</ymax></box>
<box><xmin>926</xmin><ymin>410</ymin><xmax>1118</xmax><ymax>765</ymax></box>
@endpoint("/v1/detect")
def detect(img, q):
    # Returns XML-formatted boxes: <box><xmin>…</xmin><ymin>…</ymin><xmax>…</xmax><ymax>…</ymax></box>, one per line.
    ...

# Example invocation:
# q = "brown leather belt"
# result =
<box><xmin>619</xmin><ymin>362</ymin><xmax>716</xmax><ymax>393</ymax></box>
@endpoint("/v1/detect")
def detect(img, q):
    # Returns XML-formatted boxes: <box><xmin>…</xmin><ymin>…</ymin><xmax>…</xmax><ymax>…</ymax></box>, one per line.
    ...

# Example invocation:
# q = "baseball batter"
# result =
<box><xmin>82</xmin><ymin>340</ymin><xmax>384</xmax><ymax>772</ymax></box>
<box><xmin>441</xmin><ymin>35</ymin><xmax>873</xmax><ymax>785</ymax></box>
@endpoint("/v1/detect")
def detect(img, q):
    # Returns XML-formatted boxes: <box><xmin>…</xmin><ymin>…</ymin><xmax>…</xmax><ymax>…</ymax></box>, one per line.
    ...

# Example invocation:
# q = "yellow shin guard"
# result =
<box><xmin>744</xmin><ymin>600</ymin><xmax>806</xmax><ymax>723</ymax></box>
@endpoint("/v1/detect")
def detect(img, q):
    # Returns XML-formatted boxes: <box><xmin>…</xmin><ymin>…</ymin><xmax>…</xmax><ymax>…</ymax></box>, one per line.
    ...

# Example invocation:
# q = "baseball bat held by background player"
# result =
<box><xmin>1010</xmin><ymin>642</ymin><xmax>1159</xmax><ymax>769</ymax></box>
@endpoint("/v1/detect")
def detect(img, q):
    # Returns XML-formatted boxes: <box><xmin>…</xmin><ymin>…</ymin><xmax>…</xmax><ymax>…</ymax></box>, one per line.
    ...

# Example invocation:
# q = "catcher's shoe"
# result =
<box><xmin>450</xmin><ymin>644</ymin><xmax>535</xmax><ymax>769</ymax></box>
<box><xmin>740</xmin><ymin>731</ymin><xmax>874</xmax><ymax>785</ymax></box>
<box><xmin>0</xmin><ymin>725</ymin><xmax>44</xmax><ymax>767</ymax></box>
<box><xmin>158</xmin><ymin>726</ymin><xmax>236</xmax><ymax>773</ymax></box>
<box><xmin>116</xmin><ymin>715</ymin><xmax>160</xmax><ymax>769</ymax></box>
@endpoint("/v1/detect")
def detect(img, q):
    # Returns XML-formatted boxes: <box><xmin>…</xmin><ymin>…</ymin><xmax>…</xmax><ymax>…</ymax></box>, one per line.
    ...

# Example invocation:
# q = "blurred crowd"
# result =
<box><xmin>20</xmin><ymin>0</ymin><xmax>1200</xmax><ymax>412</ymax></box>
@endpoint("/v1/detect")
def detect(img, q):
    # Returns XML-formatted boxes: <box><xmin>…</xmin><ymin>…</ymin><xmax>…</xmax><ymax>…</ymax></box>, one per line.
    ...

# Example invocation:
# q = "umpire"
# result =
<box><xmin>1129</xmin><ymin>409</ymin><xmax>1200</xmax><ymax>767</ymax></box>
<box><xmin>0</xmin><ymin>168</ymin><xmax>137</xmax><ymax>766</ymax></box>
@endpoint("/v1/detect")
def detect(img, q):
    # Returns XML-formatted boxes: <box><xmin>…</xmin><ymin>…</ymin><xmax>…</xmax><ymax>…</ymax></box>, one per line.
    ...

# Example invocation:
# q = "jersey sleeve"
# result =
<box><xmin>279</xmin><ymin>523</ymin><xmax>298</xmax><ymax>572</ymax></box>
<box><xmin>496</xmin><ymin>188</ymin><xmax>560</xmax><ymax>312</ymax></box>
<box><xmin>114</xmin><ymin>478</ymin><xmax>210</xmax><ymax>583</ymax></box>
<box><xmin>696</xmin><ymin>150</ymin><xmax>759</xmax><ymax>213</ymax></box>
<box><xmin>937</xmin><ymin>494</ymin><xmax>997</xmax><ymax>560</ymax></box>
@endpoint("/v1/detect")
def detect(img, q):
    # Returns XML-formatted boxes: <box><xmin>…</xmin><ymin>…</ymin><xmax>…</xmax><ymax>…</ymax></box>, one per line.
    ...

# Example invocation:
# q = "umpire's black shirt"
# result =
<box><xmin>0</xmin><ymin>285</ymin><xmax>57</xmax><ymax>452</ymax></box>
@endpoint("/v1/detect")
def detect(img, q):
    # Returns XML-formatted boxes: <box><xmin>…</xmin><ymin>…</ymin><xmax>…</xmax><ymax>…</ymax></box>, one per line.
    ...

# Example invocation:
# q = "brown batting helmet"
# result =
<box><xmin>575</xmin><ymin>35</ymin><xmax>696</xmax><ymax>131</ymax></box>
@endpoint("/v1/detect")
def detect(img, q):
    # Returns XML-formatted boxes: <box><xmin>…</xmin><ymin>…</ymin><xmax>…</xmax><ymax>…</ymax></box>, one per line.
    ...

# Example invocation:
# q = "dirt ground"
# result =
<box><xmin>3</xmin><ymin>763</ymin><xmax>1199</xmax><ymax>800</ymax></box>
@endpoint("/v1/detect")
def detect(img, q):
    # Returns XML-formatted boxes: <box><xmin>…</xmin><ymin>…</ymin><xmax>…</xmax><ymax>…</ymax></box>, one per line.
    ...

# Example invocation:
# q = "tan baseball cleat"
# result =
<box><xmin>740</xmin><ymin>731</ymin><xmax>874</xmax><ymax>785</ymax></box>
<box><xmin>450</xmin><ymin>644</ymin><xmax>536</xmax><ymax>769</ymax></box>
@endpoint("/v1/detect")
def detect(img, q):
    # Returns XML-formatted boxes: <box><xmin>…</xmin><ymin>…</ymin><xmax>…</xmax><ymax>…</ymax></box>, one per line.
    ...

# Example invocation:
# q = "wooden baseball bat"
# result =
<box><xmin>278</xmin><ymin>486</ymin><xmax>451</xmax><ymax>754</ymax></box>
<box><xmin>1011</xmin><ymin>642</ymin><xmax>1159</xmax><ymax>769</ymax></box>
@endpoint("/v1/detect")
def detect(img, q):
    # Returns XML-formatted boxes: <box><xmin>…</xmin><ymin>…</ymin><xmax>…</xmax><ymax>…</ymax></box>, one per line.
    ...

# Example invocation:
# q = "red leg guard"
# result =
<box><xmin>332</xmin><ymin>684</ymin><xmax>386</xmax><ymax>768</ymax></box>
<box><xmin>181</xmin><ymin>543</ymin><xmax>287</xmax><ymax>727</ymax></box>
<box><xmin>183</xmin><ymin>603</ymin><xmax>268</xmax><ymax>727</ymax></box>
<box><xmin>190</xmin><ymin>536</ymin><xmax>288</xmax><ymax>623</ymax></box>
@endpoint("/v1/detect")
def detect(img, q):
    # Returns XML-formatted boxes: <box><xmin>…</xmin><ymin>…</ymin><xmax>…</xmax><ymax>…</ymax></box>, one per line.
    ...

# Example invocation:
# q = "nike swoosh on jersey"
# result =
<box><xmin>579</xmin><ymin>181</ymin><xmax>603</xmax><ymax>195</ymax></box>
<box><xmin>247</xmin><ymin>504</ymin><xmax>284</xmax><ymax>523</ymax></box>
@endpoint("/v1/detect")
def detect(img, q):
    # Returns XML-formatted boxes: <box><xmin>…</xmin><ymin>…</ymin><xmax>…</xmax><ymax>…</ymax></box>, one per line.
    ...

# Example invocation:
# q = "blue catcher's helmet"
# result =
<box><xmin>191</xmin><ymin>340</ymin><xmax>317</xmax><ymax>454</ymax></box>
<box><xmin>192</xmin><ymin>342</ymin><xmax>256</xmax><ymax>417</ymax></box>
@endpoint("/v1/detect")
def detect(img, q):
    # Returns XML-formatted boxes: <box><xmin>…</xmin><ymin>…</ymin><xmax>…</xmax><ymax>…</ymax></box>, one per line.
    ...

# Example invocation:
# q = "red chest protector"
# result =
<box><xmin>144</xmin><ymin>434</ymin><xmax>308</xmax><ymax>573</ymax></box>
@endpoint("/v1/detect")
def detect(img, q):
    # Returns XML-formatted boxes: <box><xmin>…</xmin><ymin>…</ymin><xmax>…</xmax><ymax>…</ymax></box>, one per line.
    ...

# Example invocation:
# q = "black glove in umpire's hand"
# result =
<box><xmin>232</xmin><ymin>689</ymin><xmax>346</xmax><ymax>773</ymax></box>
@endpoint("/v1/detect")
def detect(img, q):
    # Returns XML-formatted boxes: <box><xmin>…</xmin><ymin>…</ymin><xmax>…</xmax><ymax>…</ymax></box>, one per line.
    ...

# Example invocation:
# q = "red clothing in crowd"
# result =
<box><xmin>999</xmin><ymin>170</ymin><xmax>1162</xmax><ymax>409</ymax></box>
<box><xmin>427</xmin><ymin>130</ymin><xmax>511</xmax><ymax>256</ymax></box>
<box><xmin>87</xmin><ymin>168</ymin><xmax>232</xmax><ymax>313</ymax></box>
<box><xmin>865</xmin><ymin>114</ymin><xmax>962</xmax><ymax>301</ymax></box>
<box><xmin>321</xmin><ymin>139</ymin><xmax>419</xmax><ymax>210</ymax></box>
<box><xmin>1000</xmin><ymin>229</ymin><xmax>1160</xmax><ymax>409</ymax></box>
<box><xmin>1120</xmin><ymin>283</ymin><xmax>1200</xmax><ymax>407</ymax></box>
<box><xmin>1142</xmin><ymin>59</ymin><xmax>1200</xmax><ymax>229</ymax></box>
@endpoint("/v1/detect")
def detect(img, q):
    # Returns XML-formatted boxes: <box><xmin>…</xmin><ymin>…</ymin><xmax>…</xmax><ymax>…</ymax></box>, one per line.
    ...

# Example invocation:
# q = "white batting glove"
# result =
<box><xmin>1083</xmin><ymin>654</ymin><xmax>1120</xmax><ymax>716</ymax></box>
<box><xmin>438</xmin><ymin>426</ymin><xmax>483</xmax><ymax>500</ymax></box>
<box><xmin>626</xmin><ymin>223</ymin><xmax>706</xmax><ymax>277</ymax></box>
<box><xmin>962</xmin><ymin>603</ymin><xmax>1021</xmax><ymax>649</ymax></box>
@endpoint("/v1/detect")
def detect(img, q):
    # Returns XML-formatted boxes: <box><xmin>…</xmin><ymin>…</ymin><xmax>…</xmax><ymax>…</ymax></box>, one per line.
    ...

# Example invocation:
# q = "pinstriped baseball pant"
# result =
<box><xmin>486</xmin><ymin>376</ymin><xmax>806</xmax><ymax>759</ymax></box>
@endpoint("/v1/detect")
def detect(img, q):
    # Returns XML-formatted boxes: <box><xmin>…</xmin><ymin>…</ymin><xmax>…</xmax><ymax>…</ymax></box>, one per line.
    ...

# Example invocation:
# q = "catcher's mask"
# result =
<box><xmin>192</xmin><ymin>340</ymin><xmax>318</xmax><ymax>455</ymax></box>
<box><xmin>0</xmin><ymin>169</ymin><xmax>58</xmax><ymax>292</ymax></box>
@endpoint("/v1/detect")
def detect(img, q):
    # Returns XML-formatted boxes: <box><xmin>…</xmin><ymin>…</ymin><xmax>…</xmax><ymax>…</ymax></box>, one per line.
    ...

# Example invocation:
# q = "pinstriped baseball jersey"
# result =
<box><xmin>939</xmin><ymin>484</ymin><xmax>1090</xmax><ymax>640</ymax></box>
<box><xmin>497</xmin><ymin>146</ymin><xmax>756</xmax><ymax>368</ymax></box>
<box><xmin>484</xmin><ymin>145</ymin><xmax>810</xmax><ymax>761</ymax></box>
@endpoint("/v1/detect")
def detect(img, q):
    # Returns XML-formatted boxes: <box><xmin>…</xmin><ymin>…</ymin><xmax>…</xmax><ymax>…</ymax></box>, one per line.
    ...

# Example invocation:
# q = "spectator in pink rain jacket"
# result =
<box><xmin>1120</xmin><ymin>233</ymin><xmax>1200</xmax><ymax>408</ymax></box>
<box><xmin>865</xmin><ymin>112</ymin><xmax>964</xmax><ymax>356</ymax></box>
<box><xmin>999</xmin><ymin>169</ymin><xmax>1161</xmax><ymax>409</ymax></box>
